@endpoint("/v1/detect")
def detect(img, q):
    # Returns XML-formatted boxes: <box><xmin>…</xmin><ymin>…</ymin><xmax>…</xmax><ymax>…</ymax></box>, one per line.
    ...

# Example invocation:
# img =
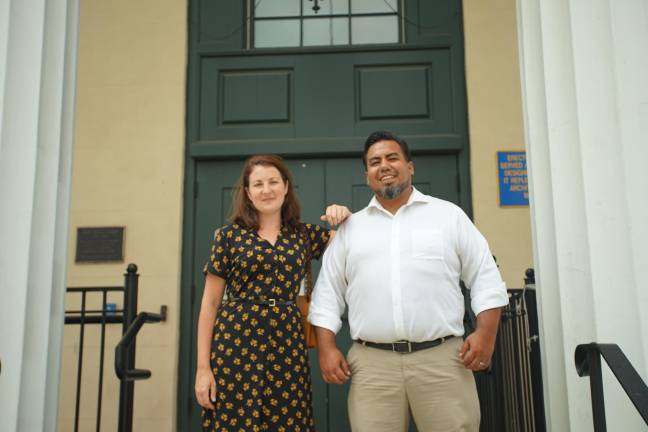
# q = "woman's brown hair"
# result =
<box><xmin>230</xmin><ymin>155</ymin><xmax>301</xmax><ymax>230</ymax></box>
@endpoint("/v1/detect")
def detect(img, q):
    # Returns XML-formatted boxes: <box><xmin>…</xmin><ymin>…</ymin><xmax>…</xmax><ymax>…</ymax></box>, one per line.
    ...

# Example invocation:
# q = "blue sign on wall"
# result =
<box><xmin>497</xmin><ymin>151</ymin><xmax>529</xmax><ymax>206</ymax></box>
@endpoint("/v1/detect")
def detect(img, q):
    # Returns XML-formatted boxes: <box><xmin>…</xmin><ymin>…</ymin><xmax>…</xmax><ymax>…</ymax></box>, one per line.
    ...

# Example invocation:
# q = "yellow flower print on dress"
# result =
<box><xmin>201</xmin><ymin>223</ymin><xmax>329</xmax><ymax>432</ymax></box>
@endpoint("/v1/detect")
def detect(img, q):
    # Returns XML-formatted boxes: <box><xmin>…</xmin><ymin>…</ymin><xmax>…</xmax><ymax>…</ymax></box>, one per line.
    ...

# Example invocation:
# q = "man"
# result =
<box><xmin>309</xmin><ymin>131</ymin><xmax>508</xmax><ymax>431</ymax></box>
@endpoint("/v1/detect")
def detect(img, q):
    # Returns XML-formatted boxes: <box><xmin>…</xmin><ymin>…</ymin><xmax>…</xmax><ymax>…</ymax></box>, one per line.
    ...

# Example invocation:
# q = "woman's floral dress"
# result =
<box><xmin>201</xmin><ymin>223</ymin><xmax>330</xmax><ymax>432</ymax></box>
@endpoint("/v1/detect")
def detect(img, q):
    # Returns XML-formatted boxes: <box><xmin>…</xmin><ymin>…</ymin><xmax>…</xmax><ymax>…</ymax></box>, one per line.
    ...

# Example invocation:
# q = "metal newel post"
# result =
<box><xmin>588</xmin><ymin>348</ymin><xmax>607</xmax><ymax>432</ymax></box>
<box><xmin>118</xmin><ymin>263</ymin><xmax>139</xmax><ymax>432</ymax></box>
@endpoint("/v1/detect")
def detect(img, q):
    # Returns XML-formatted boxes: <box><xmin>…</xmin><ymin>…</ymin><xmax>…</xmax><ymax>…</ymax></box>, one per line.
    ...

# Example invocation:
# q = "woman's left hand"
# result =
<box><xmin>320</xmin><ymin>204</ymin><xmax>351</xmax><ymax>226</ymax></box>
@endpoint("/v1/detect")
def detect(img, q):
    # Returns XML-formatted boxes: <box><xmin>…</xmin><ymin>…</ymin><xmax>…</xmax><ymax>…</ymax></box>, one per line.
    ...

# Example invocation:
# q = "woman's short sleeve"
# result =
<box><xmin>303</xmin><ymin>223</ymin><xmax>331</xmax><ymax>260</ymax></box>
<box><xmin>202</xmin><ymin>227</ymin><xmax>231</xmax><ymax>279</ymax></box>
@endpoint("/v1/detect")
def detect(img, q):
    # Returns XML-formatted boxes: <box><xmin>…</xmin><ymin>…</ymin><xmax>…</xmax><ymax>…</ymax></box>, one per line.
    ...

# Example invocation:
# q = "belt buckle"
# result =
<box><xmin>268</xmin><ymin>298</ymin><xmax>276</xmax><ymax>307</ymax></box>
<box><xmin>391</xmin><ymin>341</ymin><xmax>412</xmax><ymax>354</ymax></box>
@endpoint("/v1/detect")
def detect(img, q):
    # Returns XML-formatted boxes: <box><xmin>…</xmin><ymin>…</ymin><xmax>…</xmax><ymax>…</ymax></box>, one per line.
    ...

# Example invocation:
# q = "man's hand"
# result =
<box><xmin>318</xmin><ymin>346</ymin><xmax>351</xmax><ymax>384</ymax></box>
<box><xmin>459</xmin><ymin>329</ymin><xmax>496</xmax><ymax>371</ymax></box>
<box><xmin>314</xmin><ymin>325</ymin><xmax>351</xmax><ymax>384</ymax></box>
<box><xmin>320</xmin><ymin>204</ymin><xmax>351</xmax><ymax>226</ymax></box>
<box><xmin>459</xmin><ymin>307</ymin><xmax>501</xmax><ymax>371</ymax></box>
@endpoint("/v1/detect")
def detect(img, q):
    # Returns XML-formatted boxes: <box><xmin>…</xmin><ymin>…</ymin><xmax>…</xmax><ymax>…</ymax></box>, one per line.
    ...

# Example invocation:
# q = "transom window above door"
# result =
<box><xmin>253</xmin><ymin>0</ymin><xmax>401</xmax><ymax>48</ymax></box>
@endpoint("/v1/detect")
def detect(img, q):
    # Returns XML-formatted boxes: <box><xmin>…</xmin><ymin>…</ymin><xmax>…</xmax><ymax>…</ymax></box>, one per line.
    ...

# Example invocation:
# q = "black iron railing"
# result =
<box><xmin>472</xmin><ymin>268</ymin><xmax>546</xmax><ymax>432</ymax></box>
<box><xmin>575</xmin><ymin>343</ymin><xmax>648</xmax><ymax>431</ymax></box>
<box><xmin>65</xmin><ymin>286</ymin><xmax>123</xmax><ymax>432</ymax></box>
<box><xmin>64</xmin><ymin>264</ymin><xmax>165</xmax><ymax>432</ymax></box>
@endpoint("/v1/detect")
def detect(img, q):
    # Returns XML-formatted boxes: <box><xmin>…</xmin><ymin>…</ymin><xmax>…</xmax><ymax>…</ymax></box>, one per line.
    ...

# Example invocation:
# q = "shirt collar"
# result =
<box><xmin>367</xmin><ymin>186</ymin><xmax>430</xmax><ymax>212</ymax></box>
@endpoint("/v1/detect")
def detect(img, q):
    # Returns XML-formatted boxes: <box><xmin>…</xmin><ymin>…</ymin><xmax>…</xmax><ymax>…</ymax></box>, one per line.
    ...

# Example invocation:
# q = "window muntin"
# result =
<box><xmin>253</xmin><ymin>0</ymin><xmax>400</xmax><ymax>48</ymax></box>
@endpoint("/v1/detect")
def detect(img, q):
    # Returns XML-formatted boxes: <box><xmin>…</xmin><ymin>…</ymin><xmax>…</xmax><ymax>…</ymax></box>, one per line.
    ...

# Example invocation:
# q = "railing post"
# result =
<box><xmin>587</xmin><ymin>347</ymin><xmax>607</xmax><ymax>432</ymax></box>
<box><xmin>118</xmin><ymin>264</ymin><xmax>139</xmax><ymax>432</ymax></box>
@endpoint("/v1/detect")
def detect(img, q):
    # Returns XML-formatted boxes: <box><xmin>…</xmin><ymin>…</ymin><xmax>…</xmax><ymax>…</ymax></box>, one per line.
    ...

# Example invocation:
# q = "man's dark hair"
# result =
<box><xmin>362</xmin><ymin>130</ymin><xmax>411</xmax><ymax>167</ymax></box>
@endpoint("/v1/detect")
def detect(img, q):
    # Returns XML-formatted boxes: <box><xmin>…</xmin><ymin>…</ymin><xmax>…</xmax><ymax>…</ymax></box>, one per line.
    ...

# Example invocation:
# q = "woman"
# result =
<box><xmin>195</xmin><ymin>155</ymin><xmax>349</xmax><ymax>432</ymax></box>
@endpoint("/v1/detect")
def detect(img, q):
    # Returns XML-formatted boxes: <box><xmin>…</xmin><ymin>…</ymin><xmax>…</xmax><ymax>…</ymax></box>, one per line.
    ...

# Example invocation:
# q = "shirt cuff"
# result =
<box><xmin>308</xmin><ymin>310</ymin><xmax>342</xmax><ymax>335</ymax></box>
<box><xmin>470</xmin><ymin>282</ymin><xmax>509</xmax><ymax>316</ymax></box>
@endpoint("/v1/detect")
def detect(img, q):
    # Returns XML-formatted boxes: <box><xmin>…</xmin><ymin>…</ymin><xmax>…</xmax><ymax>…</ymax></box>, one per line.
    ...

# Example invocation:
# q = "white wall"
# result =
<box><xmin>517</xmin><ymin>0</ymin><xmax>648</xmax><ymax>430</ymax></box>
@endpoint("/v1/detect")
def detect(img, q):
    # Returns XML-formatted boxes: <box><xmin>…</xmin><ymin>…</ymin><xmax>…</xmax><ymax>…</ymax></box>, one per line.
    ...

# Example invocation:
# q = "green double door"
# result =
<box><xmin>188</xmin><ymin>156</ymin><xmax>460</xmax><ymax>431</ymax></box>
<box><xmin>181</xmin><ymin>1</ymin><xmax>470</xmax><ymax>429</ymax></box>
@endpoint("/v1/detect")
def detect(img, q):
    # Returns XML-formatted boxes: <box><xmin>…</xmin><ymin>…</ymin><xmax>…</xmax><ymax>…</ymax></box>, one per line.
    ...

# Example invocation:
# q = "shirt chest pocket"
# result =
<box><xmin>411</xmin><ymin>230</ymin><xmax>445</xmax><ymax>259</ymax></box>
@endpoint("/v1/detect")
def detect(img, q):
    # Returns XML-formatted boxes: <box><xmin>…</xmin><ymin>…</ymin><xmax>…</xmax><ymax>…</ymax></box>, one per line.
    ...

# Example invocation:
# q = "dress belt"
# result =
<box><xmin>228</xmin><ymin>297</ymin><xmax>294</xmax><ymax>307</ymax></box>
<box><xmin>356</xmin><ymin>336</ymin><xmax>453</xmax><ymax>354</ymax></box>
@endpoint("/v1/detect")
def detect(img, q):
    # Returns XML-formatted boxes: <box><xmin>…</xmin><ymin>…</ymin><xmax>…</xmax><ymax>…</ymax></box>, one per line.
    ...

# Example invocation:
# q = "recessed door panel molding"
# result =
<box><xmin>220</xmin><ymin>69</ymin><xmax>293</xmax><ymax>124</ymax></box>
<box><xmin>199</xmin><ymin>57</ymin><xmax>297</xmax><ymax>140</ymax></box>
<box><xmin>353</xmin><ymin>49</ymin><xmax>454</xmax><ymax>135</ymax></box>
<box><xmin>356</xmin><ymin>65</ymin><xmax>431</xmax><ymax>120</ymax></box>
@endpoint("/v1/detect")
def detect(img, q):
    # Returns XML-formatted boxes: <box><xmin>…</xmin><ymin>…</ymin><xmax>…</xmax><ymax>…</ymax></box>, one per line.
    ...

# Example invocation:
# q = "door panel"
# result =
<box><xmin>189</xmin><ymin>156</ymin><xmax>458</xmax><ymax>431</ymax></box>
<box><xmin>326</xmin><ymin>155</ymin><xmax>459</xmax><ymax>211</ymax></box>
<box><xmin>190</xmin><ymin>162</ymin><xmax>241</xmax><ymax>431</ymax></box>
<box><xmin>191</xmin><ymin>159</ymin><xmax>328</xmax><ymax>430</ymax></box>
<box><xmin>199</xmin><ymin>49</ymin><xmax>455</xmax><ymax>143</ymax></box>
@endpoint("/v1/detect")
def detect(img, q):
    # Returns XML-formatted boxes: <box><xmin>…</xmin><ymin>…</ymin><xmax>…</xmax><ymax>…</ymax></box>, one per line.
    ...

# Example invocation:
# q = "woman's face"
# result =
<box><xmin>246</xmin><ymin>165</ymin><xmax>288</xmax><ymax>216</ymax></box>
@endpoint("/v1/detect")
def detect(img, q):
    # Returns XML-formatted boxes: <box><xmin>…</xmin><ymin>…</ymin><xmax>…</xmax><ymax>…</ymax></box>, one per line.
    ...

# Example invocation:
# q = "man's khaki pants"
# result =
<box><xmin>347</xmin><ymin>337</ymin><xmax>480</xmax><ymax>432</ymax></box>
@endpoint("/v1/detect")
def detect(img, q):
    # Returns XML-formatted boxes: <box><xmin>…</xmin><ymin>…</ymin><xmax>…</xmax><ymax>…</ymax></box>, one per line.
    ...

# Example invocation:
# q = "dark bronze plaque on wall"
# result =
<box><xmin>75</xmin><ymin>227</ymin><xmax>124</xmax><ymax>262</ymax></box>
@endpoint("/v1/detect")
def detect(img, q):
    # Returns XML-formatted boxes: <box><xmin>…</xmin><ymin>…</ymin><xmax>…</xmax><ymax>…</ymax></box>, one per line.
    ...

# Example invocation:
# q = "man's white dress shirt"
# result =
<box><xmin>309</xmin><ymin>187</ymin><xmax>508</xmax><ymax>343</ymax></box>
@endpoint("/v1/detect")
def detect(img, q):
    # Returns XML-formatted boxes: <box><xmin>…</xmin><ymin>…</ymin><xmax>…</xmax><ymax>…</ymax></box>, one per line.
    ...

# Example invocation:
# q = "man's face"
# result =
<box><xmin>365</xmin><ymin>140</ymin><xmax>414</xmax><ymax>200</ymax></box>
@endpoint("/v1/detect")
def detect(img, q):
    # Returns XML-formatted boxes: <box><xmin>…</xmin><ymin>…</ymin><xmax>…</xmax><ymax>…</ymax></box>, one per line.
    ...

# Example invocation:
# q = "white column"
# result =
<box><xmin>608</xmin><ymin>0</ymin><xmax>648</xmax><ymax>384</ymax></box>
<box><xmin>517</xmin><ymin>0</ymin><xmax>648</xmax><ymax>430</ymax></box>
<box><xmin>0</xmin><ymin>0</ymin><xmax>78</xmax><ymax>430</ymax></box>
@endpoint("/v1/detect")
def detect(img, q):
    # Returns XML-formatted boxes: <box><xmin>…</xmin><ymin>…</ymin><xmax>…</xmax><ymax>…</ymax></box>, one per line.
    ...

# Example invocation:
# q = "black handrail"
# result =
<box><xmin>575</xmin><ymin>343</ymin><xmax>648</xmax><ymax>431</ymax></box>
<box><xmin>115</xmin><ymin>311</ymin><xmax>164</xmax><ymax>381</ymax></box>
<box><xmin>114</xmin><ymin>264</ymin><xmax>166</xmax><ymax>432</ymax></box>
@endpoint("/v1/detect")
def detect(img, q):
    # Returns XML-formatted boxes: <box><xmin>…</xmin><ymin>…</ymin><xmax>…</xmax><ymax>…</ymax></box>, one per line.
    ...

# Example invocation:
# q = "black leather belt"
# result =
<box><xmin>228</xmin><ymin>297</ymin><xmax>294</xmax><ymax>307</ymax></box>
<box><xmin>356</xmin><ymin>336</ymin><xmax>453</xmax><ymax>354</ymax></box>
